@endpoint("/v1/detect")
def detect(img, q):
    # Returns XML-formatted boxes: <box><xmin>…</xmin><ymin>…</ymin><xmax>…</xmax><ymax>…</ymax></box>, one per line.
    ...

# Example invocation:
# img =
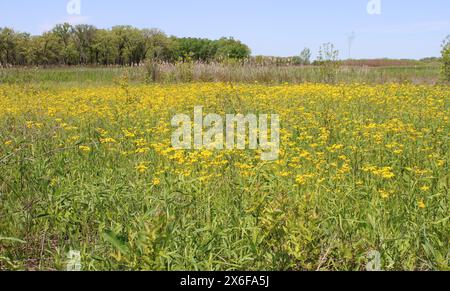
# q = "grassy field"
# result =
<box><xmin>0</xmin><ymin>81</ymin><xmax>448</xmax><ymax>270</ymax></box>
<box><xmin>0</xmin><ymin>63</ymin><xmax>442</xmax><ymax>85</ymax></box>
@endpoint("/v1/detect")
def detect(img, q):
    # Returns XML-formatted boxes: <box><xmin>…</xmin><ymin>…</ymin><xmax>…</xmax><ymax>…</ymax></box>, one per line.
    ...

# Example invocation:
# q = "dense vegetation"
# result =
<box><xmin>0</xmin><ymin>83</ymin><xmax>448</xmax><ymax>270</ymax></box>
<box><xmin>0</xmin><ymin>64</ymin><xmax>441</xmax><ymax>86</ymax></box>
<box><xmin>441</xmin><ymin>36</ymin><xmax>450</xmax><ymax>82</ymax></box>
<box><xmin>0</xmin><ymin>24</ymin><xmax>251</xmax><ymax>66</ymax></box>
<box><xmin>0</xmin><ymin>25</ymin><xmax>448</xmax><ymax>272</ymax></box>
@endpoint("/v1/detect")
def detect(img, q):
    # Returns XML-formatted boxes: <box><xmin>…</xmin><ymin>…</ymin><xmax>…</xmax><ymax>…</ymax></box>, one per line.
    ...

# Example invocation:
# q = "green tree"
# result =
<box><xmin>175</xmin><ymin>38</ymin><xmax>218</xmax><ymax>62</ymax></box>
<box><xmin>52</xmin><ymin>23</ymin><xmax>77</xmax><ymax>65</ymax></box>
<box><xmin>300</xmin><ymin>48</ymin><xmax>311</xmax><ymax>65</ymax></box>
<box><xmin>73</xmin><ymin>24</ymin><xmax>98</xmax><ymax>65</ymax></box>
<box><xmin>111</xmin><ymin>26</ymin><xmax>134</xmax><ymax>65</ymax></box>
<box><xmin>0</xmin><ymin>24</ymin><xmax>252</xmax><ymax>66</ymax></box>
<box><xmin>92</xmin><ymin>29</ymin><xmax>118</xmax><ymax>65</ymax></box>
<box><xmin>30</xmin><ymin>32</ymin><xmax>61</xmax><ymax>66</ymax></box>
<box><xmin>215</xmin><ymin>37</ymin><xmax>251</xmax><ymax>61</ymax></box>
<box><xmin>142</xmin><ymin>29</ymin><xmax>175</xmax><ymax>62</ymax></box>
<box><xmin>441</xmin><ymin>35</ymin><xmax>450</xmax><ymax>82</ymax></box>
<box><xmin>293</xmin><ymin>48</ymin><xmax>311</xmax><ymax>65</ymax></box>
<box><xmin>0</xmin><ymin>28</ymin><xmax>23</xmax><ymax>66</ymax></box>
<box><xmin>317</xmin><ymin>43</ymin><xmax>340</xmax><ymax>83</ymax></box>
<box><xmin>125</xmin><ymin>28</ymin><xmax>147</xmax><ymax>65</ymax></box>
<box><xmin>13</xmin><ymin>32</ymin><xmax>31</xmax><ymax>65</ymax></box>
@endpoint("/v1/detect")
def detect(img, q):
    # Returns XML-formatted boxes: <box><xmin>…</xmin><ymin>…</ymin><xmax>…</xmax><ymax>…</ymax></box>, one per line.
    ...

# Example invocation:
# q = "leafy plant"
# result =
<box><xmin>440</xmin><ymin>35</ymin><xmax>450</xmax><ymax>83</ymax></box>
<box><xmin>316</xmin><ymin>43</ymin><xmax>341</xmax><ymax>83</ymax></box>
<box><xmin>293</xmin><ymin>48</ymin><xmax>311</xmax><ymax>65</ymax></box>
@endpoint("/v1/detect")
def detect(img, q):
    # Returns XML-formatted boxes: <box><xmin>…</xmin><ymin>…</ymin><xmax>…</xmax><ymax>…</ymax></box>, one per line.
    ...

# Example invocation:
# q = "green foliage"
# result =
<box><xmin>0</xmin><ymin>28</ymin><xmax>30</xmax><ymax>66</ymax></box>
<box><xmin>441</xmin><ymin>36</ymin><xmax>450</xmax><ymax>83</ymax></box>
<box><xmin>293</xmin><ymin>48</ymin><xmax>311</xmax><ymax>65</ymax></box>
<box><xmin>173</xmin><ymin>37</ymin><xmax>251</xmax><ymax>63</ymax></box>
<box><xmin>174</xmin><ymin>38</ymin><xmax>218</xmax><ymax>62</ymax></box>
<box><xmin>0</xmin><ymin>24</ymin><xmax>251</xmax><ymax>67</ymax></box>
<box><xmin>0</xmin><ymin>83</ymin><xmax>448</xmax><ymax>270</ymax></box>
<box><xmin>215</xmin><ymin>37</ymin><xmax>251</xmax><ymax>61</ymax></box>
<box><xmin>316</xmin><ymin>43</ymin><xmax>341</xmax><ymax>83</ymax></box>
<box><xmin>0</xmin><ymin>65</ymin><xmax>441</xmax><ymax>86</ymax></box>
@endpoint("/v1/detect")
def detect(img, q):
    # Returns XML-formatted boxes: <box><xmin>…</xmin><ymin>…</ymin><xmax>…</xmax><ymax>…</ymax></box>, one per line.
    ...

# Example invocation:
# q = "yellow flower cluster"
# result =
<box><xmin>0</xmin><ymin>82</ymin><xmax>448</xmax><ymax>270</ymax></box>
<box><xmin>1</xmin><ymin>82</ymin><xmax>448</xmax><ymax>203</ymax></box>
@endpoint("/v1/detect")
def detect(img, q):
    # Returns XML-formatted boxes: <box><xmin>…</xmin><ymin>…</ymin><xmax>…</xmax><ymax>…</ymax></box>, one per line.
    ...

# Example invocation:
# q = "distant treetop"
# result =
<box><xmin>0</xmin><ymin>24</ymin><xmax>252</xmax><ymax>67</ymax></box>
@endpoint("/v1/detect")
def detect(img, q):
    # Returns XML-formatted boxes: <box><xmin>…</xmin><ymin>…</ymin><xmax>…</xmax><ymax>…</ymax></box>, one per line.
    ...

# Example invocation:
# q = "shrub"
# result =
<box><xmin>316</xmin><ymin>43</ymin><xmax>341</xmax><ymax>83</ymax></box>
<box><xmin>293</xmin><ymin>48</ymin><xmax>311</xmax><ymax>65</ymax></box>
<box><xmin>441</xmin><ymin>36</ymin><xmax>450</xmax><ymax>83</ymax></box>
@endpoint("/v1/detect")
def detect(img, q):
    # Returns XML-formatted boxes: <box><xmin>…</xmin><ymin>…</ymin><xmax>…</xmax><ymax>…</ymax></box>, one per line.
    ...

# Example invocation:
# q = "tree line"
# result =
<box><xmin>0</xmin><ymin>24</ymin><xmax>251</xmax><ymax>67</ymax></box>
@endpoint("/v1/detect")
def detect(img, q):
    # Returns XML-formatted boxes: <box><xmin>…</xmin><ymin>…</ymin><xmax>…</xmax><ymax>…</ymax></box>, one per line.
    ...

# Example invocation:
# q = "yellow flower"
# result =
<box><xmin>372</xmin><ymin>167</ymin><xmax>395</xmax><ymax>179</ymax></box>
<box><xmin>100</xmin><ymin>137</ymin><xmax>117</xmax><ymax>144</ymax></box>
<box><xmin>381</xmin><ymin>172</ymin><xmax>395</xmax><ymax>179</ymax></box>
<box><xmin>134</xmin><ymin>138</ymin><xmax>147</xmax><ymax>147</ymax></box>
<box><xmin>152</xmin><ymin>178</ymin><xmax>161</xmax><ymax>186</ymax></box>
<box><xmin>69</xmin><ymin>135</ymin><xmax>81</xmax><ymax>142</ymax></box>
<box><xmin>123</xmin><ymin>129</ymin><xmax>136</xmax><ymax>138</ymax></box>
<box><xmin>279</xmin><ymin>171</ymin><xmax>290</xmax><ymax>177</ymax></box>
<box><xmin>295</xmin><ymin>174</ymin><xmax>314</xmax><ymax>186</ymax></box>
<box><xmin>420</xmin><ymin>186</ymin><xmax>430</xmax><ymax>192</ymax></box>
<box><xmin>79</xmin><ymin>145</ymin><xmax>91</xmax><ymax>152</ymax></box>
<box><xmin>96</xmin><ymin>128</ymin><xmax>108</xmax><ymax>136</ymax></box>
<box><xmin>4</xmin><ymin>140</ymin><xmax>13</xmax><ymax>146</ymax></box>
<box><xmin>379</xmin><ymin>189</ymin><xmax>393</xmax><ymax>199</ymax></box>
<box><xmin>418</xmin><ymin>200</ymin><xmax>426</xmax><ymax>209</ymax></box>
<box><xmin>436</xmin><ymin>160</ymin><xmax>445</xmax><ymax>167</ymax></box>
<box><xmin>136</xmin><ymin>163</ymin><xmax>149</xmax><ymax>173</ymax></box>
<box><xmin>50</xmin><ymin>178</ymin><xmax>58</xmax><ymax>187</ymax></box>
<box><xmin>135</xmin><ymin>147</ymin><xmax>150</xmax><ymax>154</ymax></box>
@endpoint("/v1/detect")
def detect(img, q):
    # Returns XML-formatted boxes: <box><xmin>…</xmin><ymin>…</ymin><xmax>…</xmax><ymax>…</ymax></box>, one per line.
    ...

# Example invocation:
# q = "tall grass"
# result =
<box><xmin>151</xmin><ymin>62</ymin><xmax>441</xmax><ymax>84</ymax></box>
<box><xmin>0</xmin><ymin>63</ymin><xmax>441</xmax><ymax>86</ymax></box>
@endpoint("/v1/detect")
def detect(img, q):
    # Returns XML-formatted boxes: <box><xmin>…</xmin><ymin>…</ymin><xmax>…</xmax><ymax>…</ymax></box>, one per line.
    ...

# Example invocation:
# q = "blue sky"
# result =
<box><xmin>1</xmin><ymin>0</ymin><xmax>449</xmax><ymax>59</ymax></box>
